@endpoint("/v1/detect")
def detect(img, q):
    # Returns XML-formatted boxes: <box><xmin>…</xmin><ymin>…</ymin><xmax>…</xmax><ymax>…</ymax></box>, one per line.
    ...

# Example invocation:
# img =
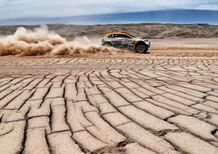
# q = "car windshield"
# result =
<box><xmin>125</xmin><ymin>33</ymin><xmax>135</xmax><ymax>38</ymax></box>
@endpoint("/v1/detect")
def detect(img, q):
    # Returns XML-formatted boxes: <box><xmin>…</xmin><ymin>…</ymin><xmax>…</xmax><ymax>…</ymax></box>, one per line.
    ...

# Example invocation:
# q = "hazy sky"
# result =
<box><xmin>0</xmin><ymin>0</ymin><xmax>218</xmax><ymax>19</ymax></box>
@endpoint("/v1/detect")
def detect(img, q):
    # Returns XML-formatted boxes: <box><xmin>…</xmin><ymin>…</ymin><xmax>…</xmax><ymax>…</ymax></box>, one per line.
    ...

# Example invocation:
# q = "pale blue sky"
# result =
<box><xmin>0</xmin><ymin>0</ymin><xmax>218</xmax><ymax>19</ymax></box>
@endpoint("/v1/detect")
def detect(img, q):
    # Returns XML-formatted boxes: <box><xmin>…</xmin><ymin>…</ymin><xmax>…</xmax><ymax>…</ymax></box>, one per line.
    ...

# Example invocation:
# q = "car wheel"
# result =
<box><xmin>103</xmin><ymin>42</ymin><xmax>113</xmax><ymax>47</ymax></box>
<box><xmin>135</xmin><ymin>44</ymin><xmax>148</xmax><ymax>54</ymax></box>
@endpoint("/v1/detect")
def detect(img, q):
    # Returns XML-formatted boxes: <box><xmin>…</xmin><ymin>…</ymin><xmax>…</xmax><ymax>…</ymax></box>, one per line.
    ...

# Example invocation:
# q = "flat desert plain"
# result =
<box><xmin>0</xmin><ymin>37</ymin><xmax>218</xmax><ymax>154</ymax></box>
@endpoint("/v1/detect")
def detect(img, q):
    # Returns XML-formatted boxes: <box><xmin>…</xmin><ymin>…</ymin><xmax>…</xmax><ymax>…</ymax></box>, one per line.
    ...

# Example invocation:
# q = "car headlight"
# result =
<box><xmin>146</xmin><ymin>41</ymin><xmax>151</xmax><ymax>47</ymax></box>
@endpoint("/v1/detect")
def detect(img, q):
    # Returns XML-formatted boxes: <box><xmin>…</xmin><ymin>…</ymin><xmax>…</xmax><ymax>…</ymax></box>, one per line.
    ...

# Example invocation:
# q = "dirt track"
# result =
<box><xmin>1</xmin><ymin>52</ymin><xmax>218</xmax><ymax>154</ymax></box>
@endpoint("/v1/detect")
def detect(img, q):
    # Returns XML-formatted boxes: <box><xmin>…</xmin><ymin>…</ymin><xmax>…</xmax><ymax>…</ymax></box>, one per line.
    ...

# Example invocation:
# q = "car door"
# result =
<box><xmin>112</xmin><ymin>34</ymin><xmax>123</xmax><ymax>47</ymax></box>
<box><xmin>110</xmin><ymin>34</ymin><xmax>131</xmax><ymax>47</ymax></box>
<box><xmin>119</xmin><ymin>34</ymin><xmax>132</xmax><ymax>47</ymax></box>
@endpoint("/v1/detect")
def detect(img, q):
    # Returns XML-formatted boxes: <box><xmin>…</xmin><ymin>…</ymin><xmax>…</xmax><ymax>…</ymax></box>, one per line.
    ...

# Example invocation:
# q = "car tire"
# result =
<box><xmin>103</xmin><ymin>42</ymin><xmax>113</xmax><ymax>47</ymax></box>
<box><xmin>135</xmin><ymin>44</ymin><xmax>148</xmax><ymax>54</ymax></box>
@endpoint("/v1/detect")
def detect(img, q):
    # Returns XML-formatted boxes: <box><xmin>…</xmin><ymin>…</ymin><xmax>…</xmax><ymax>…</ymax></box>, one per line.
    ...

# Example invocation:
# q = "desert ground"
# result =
<box><xmin>0</xmin><ymin>24</ymin><xmax>218</xmax><ymax>154</ymax></box>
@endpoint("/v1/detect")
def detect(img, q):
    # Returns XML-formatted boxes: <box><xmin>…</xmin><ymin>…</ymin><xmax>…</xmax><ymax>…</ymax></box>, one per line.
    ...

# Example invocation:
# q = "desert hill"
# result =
<box><xmin>0</xmin><ymin>23</ymin><xmax>218</xmax><ymax>40</ymax></box>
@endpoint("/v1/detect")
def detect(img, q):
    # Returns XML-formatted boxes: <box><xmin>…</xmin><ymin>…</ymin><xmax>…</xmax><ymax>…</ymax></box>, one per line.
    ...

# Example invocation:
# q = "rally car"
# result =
<box><xmin>102</xmin><ymin>32</ymin><xmax>151</xmax><ymax>53</ymax></box>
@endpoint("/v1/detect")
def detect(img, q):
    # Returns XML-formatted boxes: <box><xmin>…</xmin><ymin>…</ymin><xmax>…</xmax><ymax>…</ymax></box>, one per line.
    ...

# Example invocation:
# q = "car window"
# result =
<box><xmin>108</xmin><ymin>34</ymin><xmax>114</xmax><ymax>38</ymax></box>
<box><xmin>114</xmin><ymin>34</ymin><xmax>131</xmax><ymax>38</ymax></box>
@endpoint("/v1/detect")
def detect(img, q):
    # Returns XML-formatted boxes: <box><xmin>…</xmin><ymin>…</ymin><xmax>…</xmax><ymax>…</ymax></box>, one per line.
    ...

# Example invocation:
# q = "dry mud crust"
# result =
<box><xmin>0</xmin><ymin>55</ymin><xmax>218</xmax><ymax>154</ymax></box>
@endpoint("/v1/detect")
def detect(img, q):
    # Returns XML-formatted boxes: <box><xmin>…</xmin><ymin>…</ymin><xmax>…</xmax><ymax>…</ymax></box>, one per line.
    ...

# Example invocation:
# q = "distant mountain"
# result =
<box><xmin>1</xmin><ymin>9</ymin><xmax>218</xmax><ymax>25</ymax></box>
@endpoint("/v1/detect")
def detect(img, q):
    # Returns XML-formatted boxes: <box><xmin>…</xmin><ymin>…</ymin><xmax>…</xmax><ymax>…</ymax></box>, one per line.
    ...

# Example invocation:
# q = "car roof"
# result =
<box><xmin>104</xmin><ymin>32</ymin><xmax>133</xmax><ymax>38</ymax></box>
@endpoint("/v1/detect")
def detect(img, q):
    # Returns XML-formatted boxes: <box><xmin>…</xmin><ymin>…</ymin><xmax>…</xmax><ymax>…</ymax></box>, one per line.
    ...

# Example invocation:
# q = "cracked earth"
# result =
<box><xmin>1</xmin><ymin>55</ymin><xmax>218</xmax><ymax>154</ymax></box>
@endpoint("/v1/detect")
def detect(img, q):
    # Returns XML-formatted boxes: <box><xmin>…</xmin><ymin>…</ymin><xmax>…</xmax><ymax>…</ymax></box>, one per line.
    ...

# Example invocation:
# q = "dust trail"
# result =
<box><xmin>0</xmin><ymin>25</ymin><xmax>121</xmax><ymax>56</ymax></box>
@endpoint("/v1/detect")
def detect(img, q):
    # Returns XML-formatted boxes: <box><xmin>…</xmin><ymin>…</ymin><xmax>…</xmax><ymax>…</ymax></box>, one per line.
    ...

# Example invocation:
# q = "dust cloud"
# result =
<box><xmin>0</xmin><ymin>25</ymin><xmax>120</xmax><ymax>56</ymax></box>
